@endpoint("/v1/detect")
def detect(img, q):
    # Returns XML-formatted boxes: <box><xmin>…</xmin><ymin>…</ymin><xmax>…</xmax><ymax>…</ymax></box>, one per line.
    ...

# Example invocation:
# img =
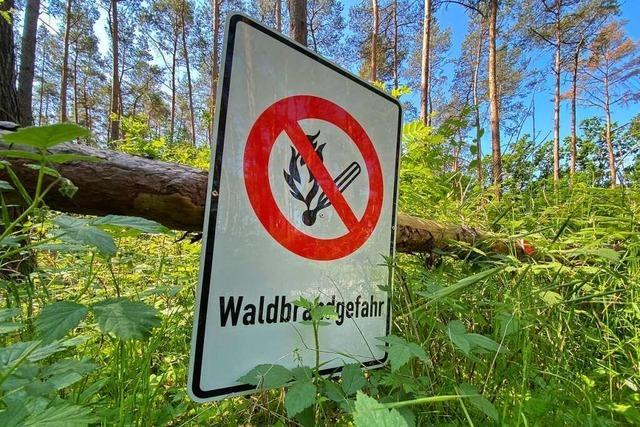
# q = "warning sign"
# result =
<box><xmin>244</xmin><ymin>95</ymin><xmax>383</xmax><ymax>260</ymax></box>
<box><xmin>189</xmin><ymin>14</ymin><xmax>401</xmax><ymax>401</ymax></box>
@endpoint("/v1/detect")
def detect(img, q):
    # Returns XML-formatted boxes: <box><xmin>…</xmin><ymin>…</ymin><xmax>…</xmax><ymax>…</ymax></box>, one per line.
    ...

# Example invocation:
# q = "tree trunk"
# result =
<box><xmin>488</xmin><ymin>0</ymin><xmax>501</xmax><ymax>192</ymax></box>
<box><xmin>0</xmin><ymin>0</ymin><xmax>20</xmax><ymax>123</ymax></box>
<box><xmin>170</xmin><ymin>32</ymin><xmax>178</xmax><ymax>143</ymax></box>
<box><xmin>181</xmin><ymin>2</ymin><xmax>196</xmax><ymax>146</ymax></box>
<box><xmin>37</xmin><ymin>40</ymin><xmax>46</xmax><ymax>125</ymax></box>
<box><xmin>472</xmin><ymin>27</ymin><xmax>483</xmax><ymax>184</ymax></box>
<box><xmin>73</xmin><ymin>49</ymin><xmax>79</xmax><ymax>124</ymax></box>
<box><xmin>370</xmin><ymin>0</ymin><xmax>379</xmax><ymax>82</ymax></box>
<box><xmin>60</xmin><ymin>0</ymin><xmax>72</xmax><ymax>123</ymax></box>
<box><xmin>288</xmin><ymin>0</ymin><xmax>307</xmax><ymax>46</ymax></box>
<box><xmin>604</xmin><ymin>75</ymin><xmax>616</xmax><ymax>187</ymax></box>
<box><xmin>552</xmin><ymin>18</ymin><xmax>561</xmax><ymax>183</ymax></box>
<box><xmin>392</xmin><ymin>0</ymin><xmax>399</xmax><ymax>90</ymax></box>
<box><xmin>0</xmin><ymin>142</ymin><xmax>532</xmax><ymax>258</ymax></box>
<box><xmin>420</xmin><ymin>0</ymin><xmax>431</xmax><ymax>125</ymax></box>
<box><xmin>569</xmin><ymin>38</ymin><xmax>583</xmax><ymax>177</ymax></box>
<box><xmin>209</xmin><ymin>0</ymin><xmax>220</xmax><ymax>147</ymax></box>
<box><xmin>17</xmin><ymin>0</ymin><xmax>40</xmax><ymax>126</ymax></box>
<box><xmin>275</xmin><ymin>0</ymin><xmax>282</xmax><ymax>32</ymax></box>
<box><xmin>109</xmin><ymin>0</ymin><xmax>121</xmax><ymax>142</ymax></box>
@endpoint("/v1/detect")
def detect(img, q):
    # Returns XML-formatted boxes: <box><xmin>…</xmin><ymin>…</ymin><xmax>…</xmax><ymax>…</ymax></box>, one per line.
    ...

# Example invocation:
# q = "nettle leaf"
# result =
<box><xmin>377</xmin><ymin>335</ymin><xmax>427</xmax><ymax>371</ymax></box>
<box><xmin>285</xmin><ymin>380</ymin><xmax>317</xmax><ymax>417</ymax></box>
<box><xmin>92</xmin><ymin>215</ymin><xmax>170</xmax><ymax>235</ymax></box>
<box><xmin>237</xmin><ymin>364</ymin><xmax>292</xmax><ymax>388</ymax></box>
<box><xmin>35</xmin><ymin>301</ymin><xmax>88</xmax><ymax>343</ymax></box>
<box><xmin>496</xmin><ymin>312</ymin><xmax>519</xmax><ymax>338</ymax></box>
<box><xmin>341</xmin><ymin>364</ymin><xmax>366</xmax><ymax>395</ymax></box>
<box><xmin>459</xmin><ymin>383</ymin><xmax>499</xmax><ymax>421</ymax></box>
<box><xmin>311</xmin><ymin>304</ymin><xmax>338</xmax><ymax>321</ymax></box>
<box><xmin>353</xmin><ymin>391</ymin><xmax>409</xmax><ymax>427</ymax></box>
<box><xmin>92</xmin><ymin>298</ymin><xmax>160</xmax><ymax>340</ymax></box>
<box><xmin>0</xmin><ymin>180</ymin><xmax>14</xmax><ymax>191</ymax></box>
<box><xmin>1</xmin><ymin>123</ymin><xmax>89</xmax><ymax>149</ymax></box>
<box><xmin>445</xmin><ymin>320</ymin><xmax>502</xmax><ymax>355</ymax></box>
<box><xmin>22</xmin><ymin>402</ymin><xmax>96</xmax><ymax>426</ymax></box>
<box><xmin>0</xmin><ymin>322</ymin><xmax>23</xmax><ymax>334</ymax></box>
<box><xmin>0</xmin><ymin>308</ymin><xmax>20</xmax><ymax>322</ymax></box>
<box><xmin>54</xmin><ymin>215</ymin><xmax>116</xmax><ymax>256</ymax></box>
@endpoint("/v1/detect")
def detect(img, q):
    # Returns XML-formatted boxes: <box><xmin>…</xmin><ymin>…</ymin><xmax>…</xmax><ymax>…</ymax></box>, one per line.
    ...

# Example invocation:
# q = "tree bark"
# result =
<box><xmin>370</xmin><ymin>0</ymin><xmax>379</xmax><ymax>82</ymax></box>
<box><xmin>569</xmin><ymin>37</ymin><xmax>583</xmax><ymax>177</ymax></box>
<box><xmin>180</xmin><ymin>1</ymin><xmax>196</xmax><ymax>146</ymax></box>
<box><xmin>275</xmin><ymin>0</ymin><xmax>282</xmax><ymax>32</ymax></box>
<box><xmin>604</xmin><ymin>74</ymin><xmax>616</xmax><ymax>187</ymax></box>
<box><xmin>420</xmin><ymin>0</ymin><xmax>432</xmax><ymax>125</ymax></box>
<box><xmin>288</xmin><ymin>0</ymin><xmax>307</xmax><ymax>46</ymax></box>
<box><xmin>488</xmin><ymin>0</ymin><xmax>501</xmax><ymax>192</ymax></box>
<box><xmin>472</xmin><ymin>27</ymin><xmax>483</xmax><ymax>184</ymax></box>
<box><xmin>209</xmin><ymin>0</ymin><xmax>220</xmax><ymax>147</ymax></box>
<box><xmin>109</xmin><ymin>0</ymin><xmax>121</xmax><ymax>142</ymax></box>
<box><xmin>60</xmin><ymin>0</ymin><xmax>72</xmax><ymax>123</ymax></box>
<box><xmin>17</xmin><ymin>0</ymin><xmax>40</xmax><ymax>126</ymax></box>
<box><xmin>0</xmin><ymin>0</ymin><xmax>20</xmax><ymax>123</ymax></box>
<box><xmin>0</xmin><ymin>142</ymin><xmax>532</xmax><ymax>257</ymax></box>
<box><xmin>552</xmin><ymin>10</ymin><xmax>561</xmax><ymax>183</ymax></box>
<box><xmin>392</xmin><ymin>0</ymin><xmax>399</xmax><ymax>90</ymax></box>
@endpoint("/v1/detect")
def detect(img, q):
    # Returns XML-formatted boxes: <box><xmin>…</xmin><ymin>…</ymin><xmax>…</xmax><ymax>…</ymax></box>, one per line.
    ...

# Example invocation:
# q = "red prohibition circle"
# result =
<box><xmin>243</xmin><ymin>95</ymin><xmax>384</xmax><ymax>261</ymax></box>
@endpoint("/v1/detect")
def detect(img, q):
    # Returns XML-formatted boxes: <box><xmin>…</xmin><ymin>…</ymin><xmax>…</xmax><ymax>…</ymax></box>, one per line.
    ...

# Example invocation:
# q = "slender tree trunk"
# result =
<box><xmin>60</xmin><ymin>0</ymin><xmax>72</xmax><ymax>122</ymax></box>
<box><xmin>180</xmin><ymin>2</ymin><xmax>196</xmax><ymax>146</ymax></box>
<box><xmin>17</xmin><ymin>0</ymin><xmax>40</xmax><ymax>125</ymax></box>
<box><xmin>392</xmin><ymin>0</ymin><xmax>399</xmax><ymax>90</ymax></box>
<box><xmin>275</xmin><ymin>0</ymin><xmax>282</xmax><ymax>32</ymax></box>
<box><xmin>0</xmin><ymin>0</ymin><xmax>20</xmax><ymax>123</ymax></box>
<box><xmin>604</xmin><ymin>75</ymin><xmax>616</xmax><ymax>187</ymax></box>
<box><xmin>370</xmin><ymin>0</ymin><xmax>379</xmax><ymax>82</ymax></box>
<box><xmin>73</xmin><ymin>49</ymin><xmax>79</xmax><ymax>124</ymax></box>
<box><xmin>552</xmin><ymin>18</ymin><xmax>561</xmax><ymax>182</ymax></box>
<box><xmin>569</xmin><ymin>39</ymin><xmax>583</xmax><ymax>177</ymax></box>
<box><xmin>170</xmin><ymin>32</ymin><xmax>177</xmax><ymax>143</ymax></box>
<box><xmin>109</xmin><ymin>0</ymin><xmax>121</xmax><ymax>142</ymax></box>
<box><xmin>488</xmin><ymin>0</ymin><xmax>501</xmax><ymax>192</ymax></box>
<box><xmin>420</xmin><ymin>0</ymin><xmax>432</xmax><ymax>125</ymax></box>
<box><xmin>288</xmin><ymin>0</ymin><xmax>307</xmax><ymax>45</ymax></box>
<box><xmin>83</xmin><ymin>77</ymin><xmax>91</xmax><ymax>131</ymax></box>
<box><xmin>37</xmin><ymin>37</ymin><xmax>46</xmax><ymax>125</ymax></box>
<box><xmin>209</xmin><ymin>0</ymin><xmax>220</xmax><ymax>146</ymax></box>
<box><xmin>472</xmin><ymin>28</ymin><xmax>483</xmax><ymax>184</ymax></box>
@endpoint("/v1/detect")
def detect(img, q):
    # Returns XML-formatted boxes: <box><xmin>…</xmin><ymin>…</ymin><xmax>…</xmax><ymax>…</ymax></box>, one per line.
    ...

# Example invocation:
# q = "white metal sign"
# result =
<box><xmin>188</xmin><ymin>13</ymin><xmax>401</xmax><ymax>401</ymax></box>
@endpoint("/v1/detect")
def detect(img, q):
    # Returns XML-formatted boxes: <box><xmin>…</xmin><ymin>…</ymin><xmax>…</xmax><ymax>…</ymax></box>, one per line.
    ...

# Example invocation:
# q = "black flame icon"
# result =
<box><xmin>283</xmin><ymin>131</ymin><xmax>361</xmax><ymax>226</ymax></box>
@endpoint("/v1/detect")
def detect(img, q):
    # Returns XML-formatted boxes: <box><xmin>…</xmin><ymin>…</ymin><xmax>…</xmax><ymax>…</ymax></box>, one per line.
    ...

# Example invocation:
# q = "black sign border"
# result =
<box><xmin>190</xmin><ymin>13</ymin><xmax>402</xmax><ymax>400</ymax></box>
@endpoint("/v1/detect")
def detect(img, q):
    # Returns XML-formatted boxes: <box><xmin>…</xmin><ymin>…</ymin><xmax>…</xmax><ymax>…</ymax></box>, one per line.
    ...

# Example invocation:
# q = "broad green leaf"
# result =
<box><xmin>0</xmin><ymin>150</ymin><xmax>42</xmax><ymax>161</ymax></box>
<box><xmin>311</xmin><ymin>304</ymin><xmax>338</xmax><ymax>321</ymax></box>
<box><xmin>54</xmin><ymin>215</ymin><xmax>116</xmax><ymax>256</ymax></box>
<box><xmin>35</xmin><ymin>301</ymin><xmax>88</xmax><ymax>343</ymax></box>
<box><xmin>0</xmin><ymin>323</ymin><xmax>22</xmax><ymax>334</ymax></box>
<box><xmin>496</xmin><ymin>312</ymin><xmax>519</xmax><ymax>337</ymax></box>
<box><xmin>0</xmin><ymin>308</ymin><xmax>20</xmax><ymax>322</ymax></box>
<box><xmin>237</xmin><ymin>364</ymin><xmax>292</xmax><ymax>388</ymax></box>
<box><xmin>285</xmin><ymin>381</ymin><xmax>316</xmax><ymax>417</ymax></box>
<box><xmin>459</xmin><ymin>383</ymin><xmax>499</xmax><ymax>421</ymax></box>
<box><xmin>42</xmin><ymin>359</ymin><xmax>97</xmax><ymax>390</ymax></box>
<box><xmin>23</xmin><ymin>402</ymin><xmax>96</xmax><ymax>426</ymax></box>
<box><xmin>353</xmin><ymin>391</ymin><xmax>409</xmax><ymax>427</ymax></box>
<box><xmin>341</xmin><ymin>364</ymin><xmax>366</xmax><ymax>395</ymax></box>
<box><xmin>445</xmin><ymin>321</ymin><xmax>471</xmax><ymax>355</ymax></box>
<box><xmin>291</xmin><ymin>366</ymin><xmax>312</xmax><ymax>382</ymax></box>
<box><xmin>92</xmin><ymin>298</ymin><xmax>160</xmax><ymax>340</ymax></box>
<box><xmin>465</xmin><ymin>333</ymin><xmax>501</xmax><ymax>353</ymax></box>
<box><xmin>92</xmin><ymin>215</ymin><xmax>169</xmax><ymax>234</ymax></box>
<box><xmin>540</xmin><ymin>291</ymin><xmax>563</xmax><ymax>306</ymax></box>
<box><xmin>377</xmin><ymin>336</ymin><xmax>427</xmax><ymax>371</ymax></box>
<box><xmin>0</xmin><ymin>180</ymin><xmax>14</xmax><ymax>191</ymax></box>
<box><xmin>1</xmin><ymin>123</ymin><xmax>89</xmax><ymax>149</ymax></box>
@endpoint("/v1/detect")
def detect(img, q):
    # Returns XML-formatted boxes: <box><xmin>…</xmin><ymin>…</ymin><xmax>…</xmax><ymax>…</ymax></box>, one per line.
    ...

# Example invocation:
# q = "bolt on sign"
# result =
<box><xmin>188</xmin><ymin>13</ymin><xmax>402</xmax><ymax>401</ymax></box>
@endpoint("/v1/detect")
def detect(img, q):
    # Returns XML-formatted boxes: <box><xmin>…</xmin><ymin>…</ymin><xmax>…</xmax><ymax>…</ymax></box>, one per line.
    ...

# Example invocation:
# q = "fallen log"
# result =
<box><xmin>1</xmin><ymin>142</ymin><xmax>529</xmax><ymax>256</ymax></box>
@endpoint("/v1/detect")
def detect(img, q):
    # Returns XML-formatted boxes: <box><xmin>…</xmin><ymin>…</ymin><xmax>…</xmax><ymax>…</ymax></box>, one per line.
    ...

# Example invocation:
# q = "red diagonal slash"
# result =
<box><xmin>284</xmin><ymin>121</ymin><xmax>360</xmax><ymax>230</ymax></box>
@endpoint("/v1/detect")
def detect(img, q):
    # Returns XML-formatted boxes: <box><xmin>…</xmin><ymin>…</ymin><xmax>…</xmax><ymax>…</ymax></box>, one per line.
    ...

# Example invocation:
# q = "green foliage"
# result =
<box><xmin>36</xmin><ymin>302</ymin><xmax>88</xmax><ymax>343</ymax></box>
<box><xmin>92</xmin><ymin>299</ymin><xmax>160</xmax><ymax>340</ymax></box>
<box><xmin>353</xmin><ymin>391</ymin><xmax>409</xmax><ymax>427</ymax></box>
